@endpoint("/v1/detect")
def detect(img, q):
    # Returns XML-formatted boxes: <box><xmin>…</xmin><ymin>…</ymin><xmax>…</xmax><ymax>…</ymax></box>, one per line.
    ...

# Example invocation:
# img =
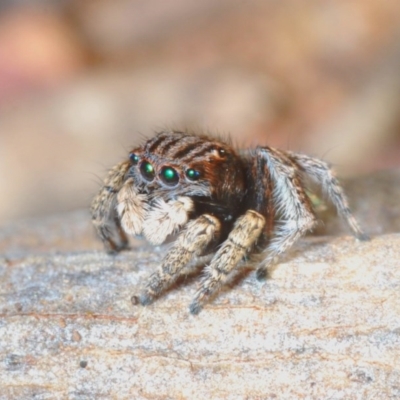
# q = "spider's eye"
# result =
<box><xmin>185</xmin><ymin>168</ymin><xmax>200</xmax><ymax>181</ymax></box>
<box><xmin>130</xmin><ymin>153</ymin><xmax>139</xmax><ymax>165</ymax></box>
<box><xmin>160</xmin><ymin>166</ymin><xmax>179</xmax><ymax>186</ymax></box>
<box><xmin>140</xmin><ymin>161</ymin><xmax>155</xmax><ymax>181</ymax></box>
<box><xmin>211</xmin><ymin>147</ymin><xmax>227</xmax><ymax>158</ymax></box>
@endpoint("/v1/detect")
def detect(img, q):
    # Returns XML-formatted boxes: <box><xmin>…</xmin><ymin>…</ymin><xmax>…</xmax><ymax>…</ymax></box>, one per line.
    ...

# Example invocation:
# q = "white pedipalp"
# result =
<box><xmin>143</xmin><ymin>196</ymin><xmax>194</xmax><ymax>245</ymax></box>
<box><xmin>117</xmin><ymin>178</ymin><xmax>149</xmax><ymax>236</ymax></box>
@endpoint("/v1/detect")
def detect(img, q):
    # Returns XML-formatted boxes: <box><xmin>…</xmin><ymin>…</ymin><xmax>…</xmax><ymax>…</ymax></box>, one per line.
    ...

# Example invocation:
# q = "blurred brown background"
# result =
<box><xmin>0</xmin><ymin>0</ymin><xmax>400</xmax><ymax>224</ymax></box>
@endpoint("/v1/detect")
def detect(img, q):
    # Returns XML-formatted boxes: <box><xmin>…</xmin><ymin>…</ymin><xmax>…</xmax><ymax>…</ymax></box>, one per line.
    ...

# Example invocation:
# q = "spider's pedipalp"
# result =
<box><xmin>189</xmin><ymin>210</ymin><xmax>265</xmax><ymax>315</ymax></box>
<box><xmin>288</xmin><ymin>152</ymin><xmax>369</xmax><ymax>241</ymax></box>
<box><xmin>139</xmin><ymin>214</ymin><xmax>221</xmax><ymax>306</ymax></box>
<box><xmin>255</xmin><ymin>147</ymin><xmax>317</xmax><ymax>279</ymax></box>
<box><xmin>117</xmin><ymin>177</ymin><xmax>149</xmax><ymax>236</ymax></box>
<box><xmin>91</xmin><ymin>161</ymin><xmax>131</xmax><ymax>253</ymax></box>
<box><xmin>143</xmin><ymin>196</ymin><xmax>194</xmax><ymax>245</ymax></box>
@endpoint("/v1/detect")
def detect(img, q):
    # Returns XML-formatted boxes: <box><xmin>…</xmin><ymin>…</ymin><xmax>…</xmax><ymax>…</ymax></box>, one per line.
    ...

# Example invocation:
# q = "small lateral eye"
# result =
<box><xmin>130</xmin><ymin>153</ymin><xmax>140</xmax><ymax>165</ymax></box>
<box><xmin>218</xmin><ymin>148</ymin><xmax>226</xmax><ymax>157</ymax></box>
<box><xmin>185</xmin><ymin>168</ymin><xmax>200</xmax><ymax>181</ymax></box>
<box><xmin>160</xmin><ymin>166</ymin><xmax>179</xmax><ymax>186</ymax></box>
<box><xmin>140</xmin><ymin>161</ymin><xmax>155</xmax><ymax>181</ymax></box>
<box><xmin>211</xmin><ymin>147</ymin><xmax>227</xmax><ymax>158</ymax></box>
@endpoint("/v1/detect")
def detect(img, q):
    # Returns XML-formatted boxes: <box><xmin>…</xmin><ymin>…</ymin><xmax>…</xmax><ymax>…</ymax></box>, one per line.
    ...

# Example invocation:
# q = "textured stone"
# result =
<box><xmin>0</xmin><ymin>171</ymin><xmax>400</xmax><ymax>398</ymax></box>
<box><xmin>315</xmin><ymin>169</ymin><xmax>400</xmax><ymax>236</ymax></box>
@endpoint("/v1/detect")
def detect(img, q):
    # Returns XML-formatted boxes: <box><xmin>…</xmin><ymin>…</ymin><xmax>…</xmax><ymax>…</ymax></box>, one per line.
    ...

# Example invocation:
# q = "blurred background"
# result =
<box><xmin>0</xmin><ymin>0</ymin><xmax>400</xmax><ymax>224</ymax></box>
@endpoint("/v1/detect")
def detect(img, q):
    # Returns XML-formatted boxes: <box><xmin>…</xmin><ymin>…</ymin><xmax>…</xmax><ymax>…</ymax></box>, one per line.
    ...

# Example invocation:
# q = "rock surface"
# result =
<box><xmin>1</xmin><ymin>171</ymin><xmax>400</xmax><ymax>399</ymax></box>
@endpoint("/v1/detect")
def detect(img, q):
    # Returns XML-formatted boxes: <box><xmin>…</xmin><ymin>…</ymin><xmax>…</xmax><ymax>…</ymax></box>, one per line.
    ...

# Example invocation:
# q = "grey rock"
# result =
<box><xmin>0</xmin><ymin>171</ymin><xmax>400</xmax><ymax>398</ymax></box>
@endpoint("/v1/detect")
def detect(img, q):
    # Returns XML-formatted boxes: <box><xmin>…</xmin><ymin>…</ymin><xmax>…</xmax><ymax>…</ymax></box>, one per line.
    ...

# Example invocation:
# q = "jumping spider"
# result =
<box><xmin>91</xmin><ymin>130</ymin><xmax>368</xmax><ymax>314</ymax></box>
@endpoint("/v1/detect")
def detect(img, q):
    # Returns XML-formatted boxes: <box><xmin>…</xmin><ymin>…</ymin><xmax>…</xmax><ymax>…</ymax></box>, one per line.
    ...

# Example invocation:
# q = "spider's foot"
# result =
<box><xmin>357</xmin><ymin>232</ymin><xmax>370</xmax><ymax>242</ymax></box>
<box><xmin>189</xmin><ymin>292</ymin><xmax>208</xmax><ymax>315</ymax></box>
<box><xmin>106</xmin><ymin>246</ymin><xmax>129</xmax><ymax>256</ymax></box>
<box><xmin>138</xmin><ymin>291</ymin><xmax>155</xmax><ymax>306</ymax></box>
<box><xmin>190</xmin><ymin>280</ymin><xmax>218</xmax><ymax>315</ymax></box>
<box><xmin>189</xmin><ymin>301</ymin><xmax>203</xmax><ymax>315</ymax></box>
<box><xmin>256</xmin><ymin>267</ymin><xmax>268</xmax><ymax>281</ymax></box>
<box><xmin>104</xmin><ymin>239</ymin><xmax>129</xmax><ymax>255</ymax></box>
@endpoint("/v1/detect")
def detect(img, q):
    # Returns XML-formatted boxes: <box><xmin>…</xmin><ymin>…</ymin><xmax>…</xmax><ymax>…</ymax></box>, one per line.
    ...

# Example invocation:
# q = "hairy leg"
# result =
<box><xmin>255</xmin><ymin>147</ymin><xmax>317</xmax><ymax>280</ymax></box>
<box><xmin>91</xmin><ymin>161</ymin><xmax>132</xmax><ymax>253</ymax></box>
<box><xmin>190</xmin><ymin>210</ymin><xmax>265</xmax><ymax>314</ymax></box>
<box><xmin>139</xmin><ymin>214</ymin><xmax>221</xmax><ymax>306</ymax></box>
<box><xmin>288</xmin><ymin>152</ymin><xmax>369</xmax><ymax>241</ymax></box>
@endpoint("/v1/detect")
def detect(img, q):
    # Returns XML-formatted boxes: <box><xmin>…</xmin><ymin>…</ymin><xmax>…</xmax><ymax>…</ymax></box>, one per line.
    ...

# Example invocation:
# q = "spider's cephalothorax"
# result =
<box><xmin>91</xmin><ymin>130</ymin><xmax>368</xmax><ymax>314</ymax></box>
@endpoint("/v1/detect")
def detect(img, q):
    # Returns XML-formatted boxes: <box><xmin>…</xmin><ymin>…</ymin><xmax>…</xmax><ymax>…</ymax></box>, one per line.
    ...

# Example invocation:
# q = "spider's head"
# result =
<box><xmin>127</xmin><ymin>131</ymin><xmax>246</xmax><ymax>206</ymax></box>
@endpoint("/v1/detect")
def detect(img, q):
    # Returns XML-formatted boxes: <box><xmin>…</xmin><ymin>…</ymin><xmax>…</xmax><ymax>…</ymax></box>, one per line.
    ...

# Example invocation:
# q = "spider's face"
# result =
<box><xmin>127</xmin><ymin>147</ymin><xmax>210</xmax><ymax>199</ymax></box>
<box><xmin>116</xmin><ymin>131</ymin><xmax>247</xmax><ymax>246</ymax></box>
<box><xmin>126</xmin><ymin>132</ymin><xmax>246</xmax><ymax>205</ymax></box>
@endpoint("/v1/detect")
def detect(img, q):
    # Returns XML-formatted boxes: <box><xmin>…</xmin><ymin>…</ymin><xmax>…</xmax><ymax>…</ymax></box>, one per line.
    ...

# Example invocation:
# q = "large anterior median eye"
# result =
<box><xmin>160</xmin><ymin>166</ymin><xmax>179</xmax><ymax>186</ymax></box>
<box><xmin>140</xmin><ymin>161</ymin><xmax>155</xmax><ymax>181</ymax></box>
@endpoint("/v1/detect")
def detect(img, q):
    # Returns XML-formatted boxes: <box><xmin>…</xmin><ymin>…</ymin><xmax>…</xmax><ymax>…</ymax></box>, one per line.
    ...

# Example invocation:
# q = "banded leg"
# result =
<box><xmin>91</xmin><ymin>161</ymin><xmax>132</xmax><ymax>253</ymax></box>
<box><xmin>139</xmin><ymin>214</ymin><xmax>221</xmax><ymax>306</ymax></box>
<box><xmin>255</xmin><ymin>147</ymin><xmax>317</xmax><ymax>280</ymax></box>
<box><xmin>288</xmin><ymin>152</ymin><xmax>369</xmax><ymax>241</ymax></box>
<box><xmin>190</xmin><ymin>210</ymin><xmax>265</xmax><ymax>315</ymax></box>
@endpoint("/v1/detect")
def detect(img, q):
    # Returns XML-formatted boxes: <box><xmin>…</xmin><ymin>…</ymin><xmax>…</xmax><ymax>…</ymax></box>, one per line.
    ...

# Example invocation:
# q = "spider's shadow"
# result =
<box><xmin>139</xmin><ymin>236</ymin><xmax>332</xmax><ymax>305</ymax></box>
<box><xmin>158</xmin><ymin>259</ymin><xmax>256</xmax><ymax>302</ymax></box>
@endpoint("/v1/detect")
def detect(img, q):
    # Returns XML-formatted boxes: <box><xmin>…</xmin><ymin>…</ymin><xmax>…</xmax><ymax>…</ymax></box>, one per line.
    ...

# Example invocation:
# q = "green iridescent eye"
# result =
<box><xmin>186</xmin><ymin>168</ymin><xmax>200</xmax><ymax>181</ymax></box>
<box><xmin>140</xmin><ymin>161</ymin><xmax>155</xmax><ymax>181</ymax></box>
<box><xmin>129</xmin><ymin>153</ymin><xmax>139</xmax><ymax>165</ymax></box>
<box><xmin>160</xmin><ymin>166</ymin><xmax>179</xmax><ymax>186</ymax></box>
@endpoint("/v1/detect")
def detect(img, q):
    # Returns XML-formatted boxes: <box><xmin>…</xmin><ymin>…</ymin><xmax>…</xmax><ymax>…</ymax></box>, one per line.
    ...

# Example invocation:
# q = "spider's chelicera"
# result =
<box><xmin>91</xmin><ymin>130</ymin><xmax>368</xmax><ymax>314</ymax></box>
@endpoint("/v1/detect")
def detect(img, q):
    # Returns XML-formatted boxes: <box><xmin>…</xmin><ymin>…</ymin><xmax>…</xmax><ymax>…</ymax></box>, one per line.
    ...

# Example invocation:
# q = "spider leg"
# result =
<box><xmin>91</xmin><ymin>161</ymin><xmax>132</xmax><ymax>253</ymax></box>
<box><xmin>255</xmin><ymin>147</ymin><xmax>317</xmax><ymax>280</ymax></box>
<box><xmin>139</xmin><ymin>214</ymin><xmax>221</xmax><ymax>306</ymax></box>
<box><xmin>189</xmin><ymin>210</ymin><xmax>265</xmax><ymax>315</ymax></box>
<box><xmin>288</xmin><ymin>152</ymin><xmax>369</xmax><ymax>241</ymax></box>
